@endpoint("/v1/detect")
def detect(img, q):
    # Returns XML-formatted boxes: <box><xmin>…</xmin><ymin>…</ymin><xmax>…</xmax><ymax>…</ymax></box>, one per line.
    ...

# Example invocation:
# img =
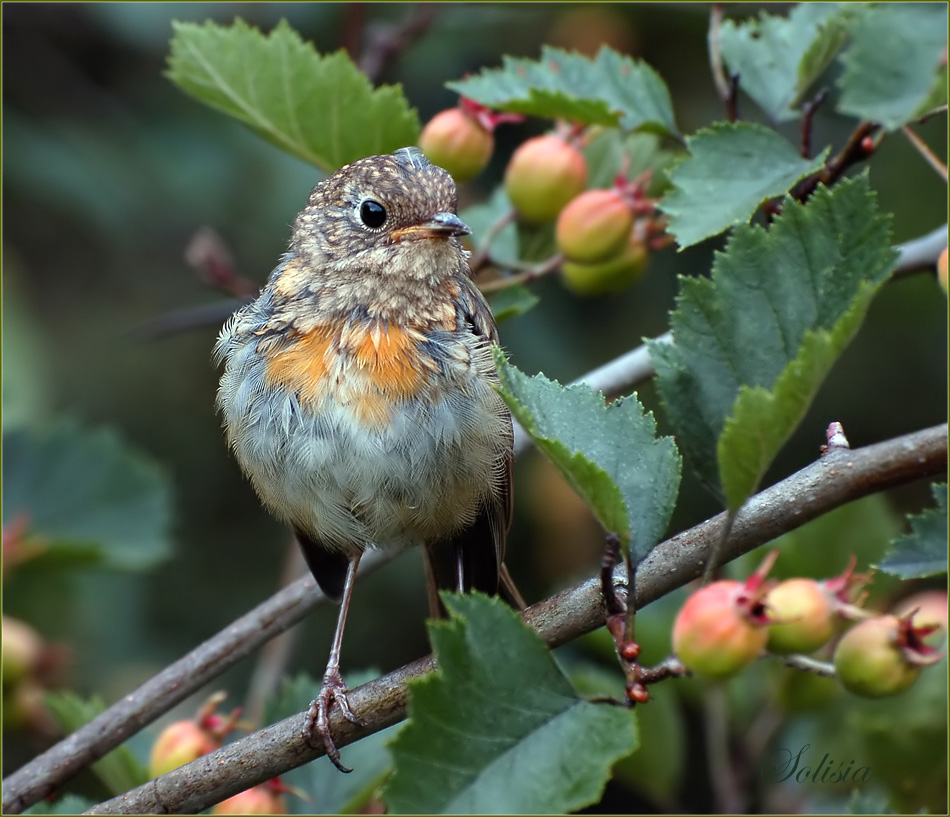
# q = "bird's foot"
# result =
<box><xmin>303</xmin><ymin>666</ymin><xmax>364</xmax><ymax>773</ymax></box>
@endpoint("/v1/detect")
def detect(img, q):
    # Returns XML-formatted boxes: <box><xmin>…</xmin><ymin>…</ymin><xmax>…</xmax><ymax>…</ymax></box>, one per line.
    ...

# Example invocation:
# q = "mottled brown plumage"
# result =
<box><xmin>214</xmin><ymin>147</ymin><xmax>519</xmax><ymax>771</ymax></box>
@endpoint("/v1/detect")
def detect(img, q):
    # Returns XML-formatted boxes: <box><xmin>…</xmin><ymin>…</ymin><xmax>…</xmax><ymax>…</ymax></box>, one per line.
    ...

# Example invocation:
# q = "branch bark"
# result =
<box><xmin>62</xmin><ymin>422</ymin><xmax>948</xmax><ymax>816</ymax></box>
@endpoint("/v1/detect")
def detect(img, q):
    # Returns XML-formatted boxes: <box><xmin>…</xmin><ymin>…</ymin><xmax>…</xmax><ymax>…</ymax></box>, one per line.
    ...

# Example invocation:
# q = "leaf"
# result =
<box><xmin>719</xmin><ymin>4</ymin><xmax>853</xmax><ymax>122</ymax></box>
<box><xmin>383</xmin><ymin>593</ymin><xmax>637</xmax><ymax>814</ymax></box>
<box><xmin>836</xmin><ymin>3</ymin><xmax>949</xmax><ymax>130</ymax></box>
<box><xmin>264</xmin><ymin>673</ymin><xmax>395</xmax><ymax>814</ymax></box>
<box><xmin>659</xmin><ymin>122</ymin><xmax>829</xmax><ymax>248</ymax></box>
<box><xmin>1</xmin><ymin>422</ymin><xmax>173</xmax><ymax>571</ymax></box>
<box><xmin>487</xmin><ymin>285</ymin><xmax>539</xmax><ymax>324</ymax></box>
<box><xmin>44</xmin><ymin>691</ymin><xmax>148</xmax><ymax>795</ymax></box>
<box><xmin>650</xmin><ymin>173</ymin><xmax>896</xmax><ymax>508</ymax></box>
<box><xmin>877</xmin><ymin>484</ymin><xmax>948</xmax><ymax>579</ymax></box>
<box><xmin>448</xmin><ymin>45</ymin><xmax>679</xmax><ymax>137</ymax></box>
<box><xmin>166</xmin><ymin>19</ymin><xmax>419</xmax><ymax>171</ymax></box>
<box><xmin>494</xmin><ymin>351</ymin><xmax>681</xmax><ymax>561</ymax></box>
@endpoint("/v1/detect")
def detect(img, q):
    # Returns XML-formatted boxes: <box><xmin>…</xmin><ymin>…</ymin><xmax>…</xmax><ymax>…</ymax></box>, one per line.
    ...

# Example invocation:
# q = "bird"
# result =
<box><xmin>213</xmin><ymin>146</ymin><xmax>521</xmax><ymax>771</ymax></box>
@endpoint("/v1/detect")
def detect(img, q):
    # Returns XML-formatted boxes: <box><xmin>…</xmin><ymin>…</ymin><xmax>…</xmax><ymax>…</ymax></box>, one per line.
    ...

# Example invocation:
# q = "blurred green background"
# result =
<box><xmin>3</xmin><ymin>3</ymin><xmax>946</xmax><ymax>812</ymax></box>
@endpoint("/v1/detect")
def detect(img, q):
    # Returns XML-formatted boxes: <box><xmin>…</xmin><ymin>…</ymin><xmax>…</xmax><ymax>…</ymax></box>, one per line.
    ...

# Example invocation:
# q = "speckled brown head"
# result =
<box><xmin>282</xmin><ymin>147</ymin><xmax>471</xmax><ymax>323</ymax></box>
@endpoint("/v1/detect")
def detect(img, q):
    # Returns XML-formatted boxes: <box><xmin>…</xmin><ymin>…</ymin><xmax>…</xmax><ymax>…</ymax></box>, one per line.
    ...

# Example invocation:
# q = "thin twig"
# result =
<box><xmin>22</xmin><ymin>422</ymin><xmax>943</xmax><ymax>815</ymax></box>
<box><xmin>358</xmin><ymin>5</ymin><xmax>439</xmax><ymax>83</ymax></box>
<box><xmin>780</xmin><ymin>654</ymin><xmax>836</xmax><ymax>677</ymax></box>
<box><xmin>707</xmin><ymin>4</ymin><xmax>732</xmax><ymax>110</ymax></box>
<box><xmin>470</xmin><ymin>209</ymin><xmax>517</xmax><ymax>272</ymax></box>
<box><xmin>787</xmin><ymin>120</ymin><xmax>879</xmax><ymax>208</ymax></box>
<box><xmin>902</xmin><ymin>124</ymin><xmax>948</xmax><ymax>181</ymax></box>
<box><xmin>477</xmin><ymin>254</ymin><xmax>564</xmax><ymax>293</ymax></box>
<box><xmin>800</xmin><ymin>88</ymin><xmax>829</xmax><ymax>159</ymax></box>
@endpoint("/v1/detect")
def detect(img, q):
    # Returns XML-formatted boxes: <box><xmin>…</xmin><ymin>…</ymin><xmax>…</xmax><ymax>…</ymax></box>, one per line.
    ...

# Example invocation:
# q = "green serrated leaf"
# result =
<box><xmin>166</xmin><ymin>19</ymin><xmax>419</xmax><ymax>171</ymax></box>
<box><xmin>44</xmin><ymin>691</ymin><xmax>148</xmax><ymax>795</ymax></box>
<box><xmin>719</xmin><ymin>4</ymin><xmax>853</xmax><ymax>122</ymax></box>
<box><xmin>487</xmin><ymin>285</ymin><xmax>539</xmax><ymax>324</ymax></box>
<box><xmin>651</xmin><ymin>174</ymin><xmax>896</xmax><ymax>507</ymax></box>
<box><xmin>877</xmin><ymin>484</ymin><xmax>948</xmax><ymax>579</ymax></box>
<box><xmin>494</xmin><ymin>351</ymin><xmax>680</xmax><ymax>560</ymax></box>
<box><xmin>448</xmin><ymin>45</ymin><xmax>679</xmax><ymax>136</ymax></box>
<box><xmin>264</xmin><ymin>673</ymin><xmax>394</xmax><ymax>814</ymax></box>
<box><xmin>718</xmin><ymin>283</ymin><xmax>877</xmax><ymax>509</ymax></box>
<box><xmin>2</xmin><ymin>422</ymin><xmax>173</xmax><ymax>571</ymax></box>
<box><xmin>383</xmin><ymin>593</ymin><xmax>637</xmax><ymax>814</ymax></box>
<box><xmin>659</xmin><ymin>122</ymin><xmax>829</xmax><ymax>248</ymax></box>
<box><xmin>836</xmin><ymin>3</ymin><xmax>948</xmax><ymax>130</ymax></box>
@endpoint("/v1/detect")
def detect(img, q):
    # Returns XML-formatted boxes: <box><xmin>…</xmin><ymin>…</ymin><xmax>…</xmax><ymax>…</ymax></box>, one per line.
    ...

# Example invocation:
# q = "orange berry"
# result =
<box><xmin>672</xmin><ymin>580</ymin><xmax>770</xmax><ymax>679</ymax></box>
<box><xmin>556</xmin><ymin>189</ymin><xmax>634</xmax><ymax>263</ymax></box>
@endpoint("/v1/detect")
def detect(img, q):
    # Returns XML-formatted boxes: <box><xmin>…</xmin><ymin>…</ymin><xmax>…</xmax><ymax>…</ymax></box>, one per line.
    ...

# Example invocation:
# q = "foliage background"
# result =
<box><xmin>3</xmin><ymin>3</ymin><xmax>947</xmax><ymax>813</ymax></box>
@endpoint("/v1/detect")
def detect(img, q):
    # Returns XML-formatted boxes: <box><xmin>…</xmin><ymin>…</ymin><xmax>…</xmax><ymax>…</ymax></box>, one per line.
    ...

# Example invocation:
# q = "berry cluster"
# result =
<box><xmin>671</xmin><ymin>553</ymin><xmax>945</xmax><ymax>698</ymax></box>
<box><xmin>418</xmin><ymin>101</ymin><xmax>669</xmax><ymax>296</ymax></box>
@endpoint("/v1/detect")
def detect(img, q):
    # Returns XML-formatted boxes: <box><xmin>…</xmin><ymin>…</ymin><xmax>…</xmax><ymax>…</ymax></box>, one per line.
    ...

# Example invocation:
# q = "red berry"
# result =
<box><xmin>621</xmin><ymin>641</ymin><xmax>641</xmax><ymax>661</ymax></box>
<box><xmin>418</xmin><ymin>108</ymin><xmax>493</xmax><ymax>184</ymax></box>
<box><xmin>833</xmin><ymin>615</ymin><xmax>923</xmax><ymax>698</ymax></box>
<box><xmin>149</xmin><ymin>719</ymin><xmax>218</xmax><ymax>779</ymax></box>
<box><xmin>556</xmin><ymin>189</ymin><xmax>634</xmax><ymax>263</ymax></box>
<box><xmin>765</xmin><ymin>578</ymin><xmax>835</xmax><ymax>654</ymax></box>
<box><xmin>504</xmin><ymin>135</ymin><xmax>588</xmax><ymax>224</ymax></box>
<box><xmin>672</xmin><ymin>580</ymin><xmax>770</xmax><ymax>679</ymax></box>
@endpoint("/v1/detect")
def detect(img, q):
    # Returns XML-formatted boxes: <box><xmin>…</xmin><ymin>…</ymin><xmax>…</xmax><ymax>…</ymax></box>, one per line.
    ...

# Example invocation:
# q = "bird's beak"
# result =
<box><xmin>390</xmin><ymin>212</ymin><xmax>471</xmax><ymax>242</ymax></box>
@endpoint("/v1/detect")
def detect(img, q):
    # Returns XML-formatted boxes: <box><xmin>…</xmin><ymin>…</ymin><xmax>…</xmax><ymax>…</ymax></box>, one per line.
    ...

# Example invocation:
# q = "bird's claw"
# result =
<box><xmin>303</xmin><ymin>667</ymin><xmax>364</xmax><ymax>773</ymax></box>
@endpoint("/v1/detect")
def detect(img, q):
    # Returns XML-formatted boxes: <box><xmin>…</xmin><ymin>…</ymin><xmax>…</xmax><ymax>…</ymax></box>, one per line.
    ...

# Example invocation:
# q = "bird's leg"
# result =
<box><xmin>304</xmin><ymin>551</ymin><xmax>363</xmax><ymax>772</ymax></box>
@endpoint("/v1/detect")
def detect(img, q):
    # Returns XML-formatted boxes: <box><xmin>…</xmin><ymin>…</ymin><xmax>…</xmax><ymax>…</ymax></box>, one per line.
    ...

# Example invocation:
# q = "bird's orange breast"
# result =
<box><xmin>262</xmin><ymin>320</ymin><xmax>441</xmax><ymax>427</ymax></box>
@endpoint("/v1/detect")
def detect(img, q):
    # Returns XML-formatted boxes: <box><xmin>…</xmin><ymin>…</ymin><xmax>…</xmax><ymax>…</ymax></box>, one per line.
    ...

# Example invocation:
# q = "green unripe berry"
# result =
<box><xmin>418</xmin><ymin>108</ymin><xmax>493</xmax><ymax>184</ymax></box>
<box><xmin>504</xmin><ymin>135</ymin><xmax>588</xmax><ymax>224</ymax></box>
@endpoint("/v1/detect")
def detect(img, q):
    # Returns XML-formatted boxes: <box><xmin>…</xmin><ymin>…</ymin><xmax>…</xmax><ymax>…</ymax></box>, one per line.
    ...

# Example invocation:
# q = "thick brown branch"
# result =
<box><xmin>75</xmin><ymin>423</ymin><xmax>947</xmax><ymax>816</ymax></box>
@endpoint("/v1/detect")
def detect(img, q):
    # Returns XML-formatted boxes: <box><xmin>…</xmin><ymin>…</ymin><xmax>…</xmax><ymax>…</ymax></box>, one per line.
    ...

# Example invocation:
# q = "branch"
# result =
<box><xmin>0</xmin><ymin>549</ymin><xmax>399</xmax><ymax>814</ymax></box>
<box><xmin>76</xmin><ymin>423</ymin><xmax>947</xmax><ymax>816</ymax></box>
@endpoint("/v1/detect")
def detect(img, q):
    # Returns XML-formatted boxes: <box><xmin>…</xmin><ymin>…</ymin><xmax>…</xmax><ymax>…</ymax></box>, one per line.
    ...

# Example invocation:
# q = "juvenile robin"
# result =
<box><xmin>214</xmin><ymin>147</ymin><xmax>521</xmax><ymax>771</ymax></box>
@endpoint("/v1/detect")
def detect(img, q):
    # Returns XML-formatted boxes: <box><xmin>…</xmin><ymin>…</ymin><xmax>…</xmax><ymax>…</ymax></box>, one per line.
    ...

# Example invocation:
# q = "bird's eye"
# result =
<box><xmin>359</xmin><ymin>199</ymin><xmax>387</xmax><ymax>229</ymax></box>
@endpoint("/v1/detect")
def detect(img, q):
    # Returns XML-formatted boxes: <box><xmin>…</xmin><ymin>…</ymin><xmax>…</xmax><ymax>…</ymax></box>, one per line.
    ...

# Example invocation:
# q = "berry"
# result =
<box><xmin>418</xmin><ymin>108</ymin><xmax>493</xmax><ymax>184</ymax></box>
<box><xmin>833</xmin><ymin>614</ymin><xmax>936</xmax><ymax>698</ymax></box>
<box><xmin>937</xmin><ymin>246</ymin><xmax>948</xmax><ymax>294</ymax></box>
<box><xmin>894</xmin><ymin>590</ymin><xmax>948</xmax><ymax>645</ymax></box>
<box><xmin>212</xmin><ymin>780</ymin><xmax>290</xmax><ymax>815</ymax></box>
<box><xmin>556</xmin><ymin>189</ymin><xmax>634</xmax><ymax>263</ymax></box>
<box><xmin>2</xmin><ymin>616</ymin><xmax>44</xmax><ymax>687</ymax></box>
<box><xmin>149</xmin><ymin>719</ymin><xmax>218</xmax><ymax>779</ymax></box>
<box><xmin>672</xmin><ymin>580</ymin><xmax>770</xmax><ymax>679</ymax></box>
<box><xmin>561</xmin><ymin>235</ymin><xmax>648</xmax><ymax>296</ymax></box>
<box><xmin>504</xmin><ymin>135</ymin><xmax>588</xmax><ymax>224</ymax></box>
<box><xmin>765</xmin><ymin>578</ymin><xmax>835</xmax><ymax>654</ymax></box>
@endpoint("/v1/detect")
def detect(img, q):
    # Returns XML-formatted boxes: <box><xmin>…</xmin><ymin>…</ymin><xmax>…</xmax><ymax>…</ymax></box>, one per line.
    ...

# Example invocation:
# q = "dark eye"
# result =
<box><xmin>359</xmin><ymin>199</ymin><xmax>387</xmax><ymax>229</ymax></box>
